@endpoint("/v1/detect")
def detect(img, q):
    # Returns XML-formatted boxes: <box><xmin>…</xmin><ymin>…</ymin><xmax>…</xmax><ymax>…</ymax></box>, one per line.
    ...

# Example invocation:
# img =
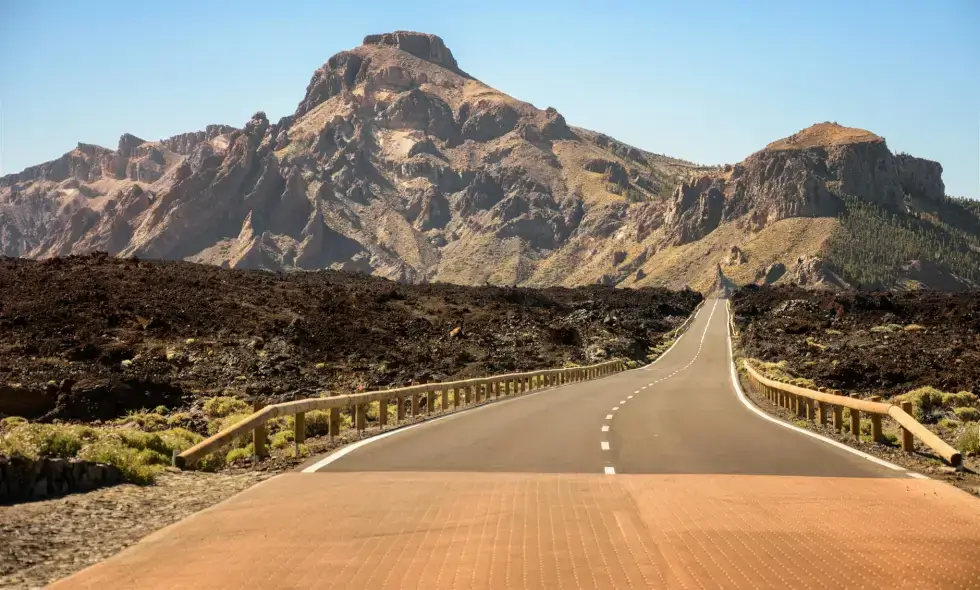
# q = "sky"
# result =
<box><xmin>1</xmin><ymin>0</ymin><xmax>978</xmax><ymax>197</ymax></box>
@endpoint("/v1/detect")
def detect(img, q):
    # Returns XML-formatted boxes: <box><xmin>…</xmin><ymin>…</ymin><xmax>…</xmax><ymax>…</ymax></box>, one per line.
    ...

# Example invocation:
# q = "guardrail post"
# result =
<box><xmin>833</xmin><ymin>405</ymin><xmax>844</xmax><ymax>432</ymax></box>
<box><xmin>253</xmin><ymin>401</ymin><xmax>268</xmax><ymax>460</ymax></box>
<box><xmin>901</xmin><ymin>401</ymin><xmax>914</xmax><ymax>452</ymax></box>
<box><xmin>440</xmin><ymin>388</ymin><xmax>448</xmax><ymax>410</ymax></box>
<box><xmin>850</xmin><ymin>408</ymin><xmax>861</xmax><ymax>440</ymax></box>
<box><xmin>411</xmin><ymin>391</ymin><xmax>420</xmax><ymax>416</ymax></box>
<box><xmin>398</xmin><ymin>393</ymin><xmax>407</xmax><ymax>421</ymax></box>
<box><xmin>463</xmin><ymin>385</ymin><xmax>471</xmax><ymax>404</ymax></box>
<box><xmin>817</xmin><ymin>401</ymin><xmax>828</xmax><ymax>425</ymax></box>
<box><xmin>379</xmin><ymin>398</ymin><xmax>388</xmax><ymax>427</ymax></box>
<box><xmin>329</xmin><ymin>391</ymin><xmax>341</xmax><ymax>439</ymax></box>
<box><xmin>355</xmin><ymin>402</ymin><xmax>366</xmax><ymax>432</ymax></box>
<box><xmin>869</xmin><ymin>397</ymin><xmax>884</xmax><ymax>443</ymax></box>
<box><xmin>294</xmin><ymin>411</ymin><xmax>306</xmax><ymax>454</ymax></box>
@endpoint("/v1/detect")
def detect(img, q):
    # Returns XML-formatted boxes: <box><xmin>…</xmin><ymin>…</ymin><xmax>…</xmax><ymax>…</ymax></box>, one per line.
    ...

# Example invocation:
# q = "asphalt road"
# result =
<box><xmin>316</xmin><ymin>298</ymin><xmax>896</xmax><ymax>478</ymax></box>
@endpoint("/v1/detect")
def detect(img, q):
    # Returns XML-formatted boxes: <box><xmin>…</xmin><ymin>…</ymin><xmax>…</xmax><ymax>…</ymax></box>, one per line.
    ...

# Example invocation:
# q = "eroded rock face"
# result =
<box><xmin>0</xmin><ymin>36</ymin><xmax>957</xmax><ymax>290</ymax></box>
<box><xmin>363</xmin><ymin>31</ymin><xmax>461</xmax><ymax>73</ymax></box>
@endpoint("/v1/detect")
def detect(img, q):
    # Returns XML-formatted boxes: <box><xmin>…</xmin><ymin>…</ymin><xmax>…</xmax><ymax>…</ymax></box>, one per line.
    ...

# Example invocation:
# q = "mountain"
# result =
<box><xmin>2</xmin><ymin>31</ymin><xmax>976</xmax><ymax>291</ymax></box>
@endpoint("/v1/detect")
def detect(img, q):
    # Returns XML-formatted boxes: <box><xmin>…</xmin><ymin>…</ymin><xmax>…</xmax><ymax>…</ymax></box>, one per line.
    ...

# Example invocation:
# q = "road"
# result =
<box><xmin>53</xmin><ymin>298</ymin><xmax>980</xmax><ymax>589</ymax></box>
<box><xmin>312</xmin><ymin>298</ymin><xmax>893</xmax><ymax>477</ymax></box>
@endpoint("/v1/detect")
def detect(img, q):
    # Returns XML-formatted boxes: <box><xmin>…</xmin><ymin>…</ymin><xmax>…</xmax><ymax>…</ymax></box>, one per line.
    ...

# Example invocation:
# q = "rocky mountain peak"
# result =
<box><xmin>362</xmin><ymin>31</ymin><xmax>460</xmax><ymax>72</ymax></box>
<box><xmin>765</xmin><ymin>122</ymin><xmax>884</xmax><ymax>152</ymax></box>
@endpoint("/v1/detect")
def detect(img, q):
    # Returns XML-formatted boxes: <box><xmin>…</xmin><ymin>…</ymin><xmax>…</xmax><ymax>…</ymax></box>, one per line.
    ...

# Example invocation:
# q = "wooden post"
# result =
<box><xmin>803</xmin><ymin>398</ymin><xmax>813</xmax><ymax>420</ymax></box>
<box><xmin>850</xmin><ymin>408</ymin><xmax>861</xmax><ymax>440</ymax></box>
<box><xmin>464</xmin><ymin>385</ymin><xmax>471</xmax><ymax>404</ymax></box>
<box><xmin>355</xmin><ymin>403</ymin><xmax>366</xmax><ymax>432</ymax></box>
<box><xmin>379</xmin><ymin>398</ymin><xmax>388</xmax><ymax>428</ymax></box>
<box><xmin>817</xmin><ymin>401</ymin><xmax>828</xmax><ymax>425</ymax></box>
<box><xmin>294</xmin><ymin>411</ymin><xmax>306</xmax><ymax>453</ymax></box>
<box><xmin>869</xmin><ymin>396</ymin><xmax>883</xmax><ymax>443</ymax></box>
<box><xmin>452</xmin><ymin>388</ymin><xmax>459</xmax><ymax>409</ymax></box>
<box><xmin>833</xmin><ymin>405</ymin><xmax>844</xmax><ymax>433</ymax></box>
<box><xmin>411</xmin><ymin>391</ymin><xmax>420</xmax><ymax>416</ymax></box>
<box><xmin>329</xmin><ymin>391</ymin><xmax>341</xmax><ymax>439</ymax></box>
<box><xmin>252</xmin><ymin>401</ymin><xmax>267</xmax><ymax>459</ymax></box>
<box><xmin>397</xmin><ymin>393</ymin><xmax>407</xmax><ymax>421</ymax></box>
<box><xmin>441</xmin><ymin>389</ymin><xmax>448</xmax><ymax>411</ymax></box>
<box><xmin>901</xmin><ymin>401</ymin><xmax>914</xmax><ymax>452</ymax></box>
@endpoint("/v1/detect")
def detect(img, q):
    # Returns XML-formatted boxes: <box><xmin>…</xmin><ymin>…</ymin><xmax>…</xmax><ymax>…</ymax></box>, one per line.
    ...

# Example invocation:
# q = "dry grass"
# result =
<box><xmin>765</xmin><ymin>122</ymin><xmax>883</xmax><ymax>151</ymax></box>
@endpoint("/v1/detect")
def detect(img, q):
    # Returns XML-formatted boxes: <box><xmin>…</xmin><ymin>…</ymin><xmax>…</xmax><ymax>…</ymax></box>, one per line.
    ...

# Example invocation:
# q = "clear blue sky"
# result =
<box><xmin>1</xmin><ymin>0</ymin><xmax>977</xmax><ymax>197</ymax></box>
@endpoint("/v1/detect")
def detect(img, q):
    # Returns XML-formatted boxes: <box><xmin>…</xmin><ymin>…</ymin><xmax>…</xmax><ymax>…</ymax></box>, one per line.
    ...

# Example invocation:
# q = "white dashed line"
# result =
<box><xmin>612</xmin><ymin>407</ymin><xmax>619</xmax><ymax>411</ymax></box>
<box><xmin>605</xmin><ymin>414</ymin><xmax>613</xmax><ymax>420</ymax></box>
<box><xmin>627</xmin><ymin>395</ymin><xmax>633</xmax><ymax>400</ymax></box>
<box><xmin>600</xmin><ymin>441</ymin><xmax>610</xmax><ymax>451</ymax></box>
<box><xmin>620</xmin><ymin>400</ymin><xmax>626</xmax><ymax>404</ymax></box>
<box><xmin>601</xmin><ymin>425</ymin><xmax>610</xmax><ymax>432</ymax></box>
<box><xmin>604</xmin><ymin>466</ymin><xmax>616</xmax><ymax>475</ymax></box>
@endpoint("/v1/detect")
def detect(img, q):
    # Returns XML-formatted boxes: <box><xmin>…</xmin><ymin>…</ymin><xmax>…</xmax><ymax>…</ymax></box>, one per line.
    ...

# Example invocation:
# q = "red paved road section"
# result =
<box><xmin>53</xmin><ymin>471</ymin><xmax>980</xmax><ymax>589</ymax></box>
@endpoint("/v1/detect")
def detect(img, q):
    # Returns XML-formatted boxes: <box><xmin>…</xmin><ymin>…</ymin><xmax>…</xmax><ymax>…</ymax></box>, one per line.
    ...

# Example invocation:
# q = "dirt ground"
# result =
<box><xmin>0</xmin><ymin>469</ymin><xmax>271</xmax><ymax>589</ymax></box>
<box><xmin>731</xmin><ymin>285</ymin><xmax>980</xmax><ymax>396</ymax></box>
<box><xmin>0</xmin><ymin>253</ymin><xmax>702</xmax><ymax>423</ymax></box>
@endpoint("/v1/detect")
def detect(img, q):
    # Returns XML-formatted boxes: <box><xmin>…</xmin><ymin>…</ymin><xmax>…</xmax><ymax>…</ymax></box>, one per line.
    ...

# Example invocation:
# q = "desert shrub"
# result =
<box><xmin>896</xmin><ymin>386</ymin><xmax>946</xmax><ymax>423</ymax></box>
<box><xmin>938</xmin><ymin>418</ymin><xmax>961</xmax><ymax>430</ymax></box>
<box><xmin>943</xmin><ymin>391</ymin><xmax>978</xmax><ymax>408</ymax></box>
<box><xmin>225</xmin><ymin>445</ymin><xmax>253</xmax><ymax>464</ymax></box>
<box><xmin>956</xmin><ymin>423</ymin><xmax>979</xmax><ymax>456</ymax></box>
<box><xmin>305</xmin><ymin>410</ymin><xmax>331</xmax><ymax>436</ymax></box>
<box><xmin>825</xmin><ymin>329</ymin><xmax>843</xmax><ymax>335</ymax></box>
<box><xmin>202</xmin><ymin>396</ymin><xmax>251</xmax><ymax>419</ymax></box>
<box><xmin>77</xmin><ymin>436</ymin><xmax>162</xmax><ymax>484</ymax></box>
<box><xmin>121</xmin><ymin>409</ymin><xmax>169</xmax><ymax>431</ymax></box>
<box><xmin>270</xmin><ymin>430</ymin><xmax>294</xmax><ymax>450</ymax></box>
<box><xmin>953</xmin><ymin>407</ymin><xmax>980</xmax><ymax>422</ymax></box>
<box><xmin>903</xmin><ymin>324</ymin><xmax>927</xmax><ymax>332</ymax></box>
<box><xmin>0</xmin><ymin>416</ymin><xmax>28</xmax><ymax>431</ymax></box>
<box><xmin>166</xmin><ymin>412</ymin><xmax>193</xmax><ymax>427</ymax></box>
<box><xmin>0</xmin><ymin>423</ymin><xmax>96</xmax><ymax>459</ymax></box>
<box><xmin>805</xmin><ymin>338</ymin><xmax>827</xmax><ymax>351</ymax></box>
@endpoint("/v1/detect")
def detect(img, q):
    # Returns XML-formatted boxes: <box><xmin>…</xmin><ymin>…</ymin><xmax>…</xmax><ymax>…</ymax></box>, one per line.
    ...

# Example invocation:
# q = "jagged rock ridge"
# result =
<box><xmin>1</xmin><ymin>34</ymin><xmax>971</xmax><ymax>291</ymax></box>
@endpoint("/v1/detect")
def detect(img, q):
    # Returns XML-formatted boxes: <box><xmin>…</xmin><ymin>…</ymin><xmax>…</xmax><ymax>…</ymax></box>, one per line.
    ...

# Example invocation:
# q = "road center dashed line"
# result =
<box><xmin>596</xmin><ymin>299</ymin><xmax>719</xmax><ymax>475</ymax></box>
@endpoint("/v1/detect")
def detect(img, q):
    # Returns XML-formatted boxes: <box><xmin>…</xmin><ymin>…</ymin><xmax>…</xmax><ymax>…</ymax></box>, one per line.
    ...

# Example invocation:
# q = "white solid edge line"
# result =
<box><xmin>724</xmin><ymin>301</ymin><xmax>906</xmax><ymax>473</ymax></box>
<box><xmin>601</xmin><ymin>441</ymin><xmax>611</xmax><ymax>450</ymax></box>
<box><xmin>906</xmin><ymin>472</ymin><xmax>929</xmax><ymax>479</ymax></box>
<box><xmin>604</xmin><ymin>466</ymin><xmax>616</xmax><ymax>475</ymax></box>
<box><xmin>641</xmin><ymin>301</ymin><xmax>705</xmax><ymax>371</ymax></box>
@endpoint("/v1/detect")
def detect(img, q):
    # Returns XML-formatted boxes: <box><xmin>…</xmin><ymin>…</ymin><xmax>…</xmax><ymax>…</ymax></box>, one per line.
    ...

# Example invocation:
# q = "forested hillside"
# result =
<box><xmin>823</xmin><ymin>196</ymin><xmax>980</xmax><ymax>289</ymax></box>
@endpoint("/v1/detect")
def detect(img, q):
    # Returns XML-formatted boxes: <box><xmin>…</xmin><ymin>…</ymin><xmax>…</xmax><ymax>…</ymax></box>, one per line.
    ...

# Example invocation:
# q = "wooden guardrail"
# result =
<box><xmin>743</xmin><ymin>363</ymin><xmax>962</xmax><ymax>467</ymax></box>
<box><xmin>176</xmin><ymin>359</ymin><xmax>626</xmax><ymax>468</ymax></box>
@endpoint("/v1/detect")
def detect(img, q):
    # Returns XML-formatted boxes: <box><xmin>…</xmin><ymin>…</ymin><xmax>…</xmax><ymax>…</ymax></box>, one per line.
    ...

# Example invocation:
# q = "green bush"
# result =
<box><xmin>955</xmin><ymin>423</ymin><xmax>979</xmax><ymax>456</ymax></box>
<box><xmin>0</xmin><ymin>423</ymin><xmax>96</xmax><ymax>459</ymax></box>
<box><xmin>121</xmin><ymin>410</ymin><xmax>169</xmax><ymax>432</ymax></box>
<box><xmin>953</xmin><ymin>407</ymin><xmax>980</xmax><ymax>422</ymax></box>
<box><xmin>226</xmin><ymin>446</ymin><xmax>253</xmax><ymax>464</ymax></box>
<box><xmin>305</xmin><ymin>410</ymin><xmax>331</xmax><ymax>436</ymax></box>
<box><xmin>202</xmin><ymin>396</ymin><xmax>251</xmax><ymax>419</ymax></box>
<box><xmin>166</xmin><ymin>412</ymin><xmax>193</xmax><ymax>427</ymax></box>
<box><xmin>0</xmin><ymin>416</ymin><xmax>28</xmax><ymax>431</ymax></box>
<box><xmin>77</xmin><ymin>436</ymin><xmax>163</xmax><ymax>484</ymax></box>
<box><xmin>207</xmin><ymin>413</ymin><xmax>251</xmax><ymax>436</ymax></box>
<box><xmin>938</xmin><ymin>418</ymin><xmax>961</xmax><ymax>431</ymax></box>
<box><xmin>270</xmin><ymin>430</ymin><xmax>294</xmax><ymax>450</ymax></box>
<box><xmin>896</xmin><ymin>386</ymin><xmax>946</xmax><ymax>423</ymax></box>
<box><xmin>943</xmin><ymin>391</ymin><xmax>978</xmax><ymax>408</ymax></box>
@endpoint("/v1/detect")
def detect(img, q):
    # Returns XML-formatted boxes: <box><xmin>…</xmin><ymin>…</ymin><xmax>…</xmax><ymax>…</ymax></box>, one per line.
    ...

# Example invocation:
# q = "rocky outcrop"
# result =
<box><xmin>363</xmin><ymin>31</ymin><xmax>462</xmax><ymax>73</ymax></box>
<box><xmin>896</xmin><ymin>154</ymin><xmax>944</xmax><ymax>202</ymax></box>
<box><xmin>0</xmin><ymin>455</ymin><xmax>123</xmax><ymax>503</ymax></box>
<box><xmin>664</xmin><ymin>176</ymin><xmax>725</xmax><ymax>244</ymax></box>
